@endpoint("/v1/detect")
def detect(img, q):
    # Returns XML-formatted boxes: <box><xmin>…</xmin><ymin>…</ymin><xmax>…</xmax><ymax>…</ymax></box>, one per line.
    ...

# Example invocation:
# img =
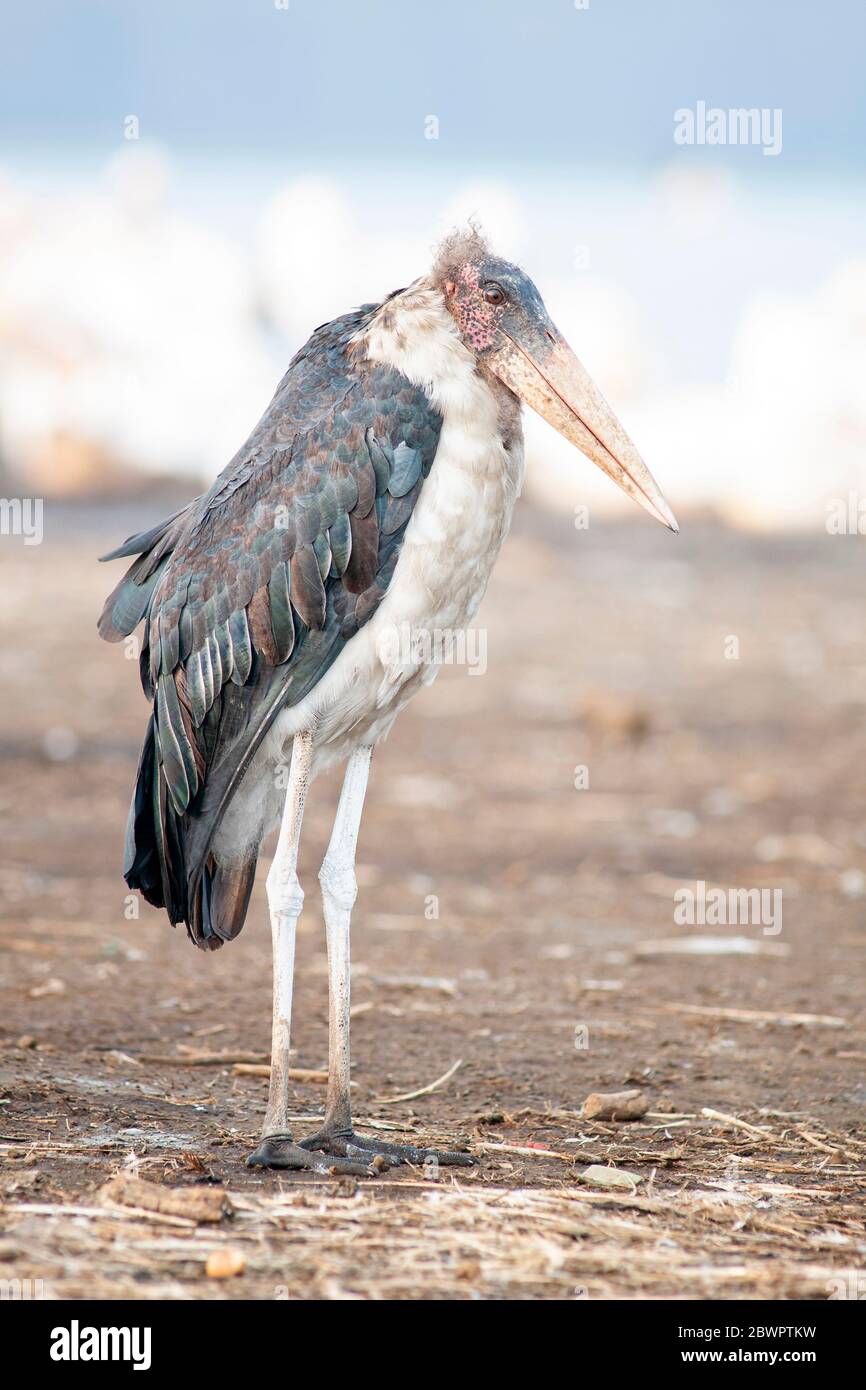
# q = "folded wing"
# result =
<box><xmin>99</xmin><ymin>302</ymin><xmax>442</xmax><ymax>946</ymax></box>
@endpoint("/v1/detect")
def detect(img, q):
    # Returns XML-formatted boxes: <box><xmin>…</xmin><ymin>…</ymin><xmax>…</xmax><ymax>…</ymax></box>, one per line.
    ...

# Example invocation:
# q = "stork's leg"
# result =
<box><xmin>298</xmin><ymin>744</ymin><xmax>472</xmax><ymax>1171</ymax></box>
<box><xmin>320</xmin><ymin>742</ymin><xmax>372</xmax><ymax>1133</ymax></box>
<box><xmin>246</xmin><ymin>730</ymin><xmax>375</xmax><ymax>1177</ymax></box>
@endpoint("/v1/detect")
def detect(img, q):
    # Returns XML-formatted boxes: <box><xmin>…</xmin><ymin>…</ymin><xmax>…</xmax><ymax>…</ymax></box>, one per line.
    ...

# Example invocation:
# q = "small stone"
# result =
<box><xmin>205</xmin><ymin>1248</ymin><xmax>245</xmax><ymax>1279</ymax></box>
<box><xmin>583</xmin><ymin>1089</ymin><xmax>649</xmax><ymax>1121</ymax></box>
<box><xmin>42</xmin><ymin>726</ymin><xmax>80</xmax><ymax>762</ymax></box>
<box><xmin>579</xmin><ymin>1164</ymin><xmax>643</xmax><ymax>1190</ymax></box>
<box><xmin>701</xmin><ymin>787</ymin><xmax>742</xmax><ymax>817</ymax></box>
<box><xmin>647</xmin><ymin>808</ymin><xmax>697</xmax><ymax>839</ymax></box>
<box><xmin>839</xmin><ymin>868</ymin><xmax>865</xmax><ymax>898</ymax></box>
<box><xmin>29</xmin><ymin>978</ymin><xmax>66</xmax><ymax>998</ymax></box>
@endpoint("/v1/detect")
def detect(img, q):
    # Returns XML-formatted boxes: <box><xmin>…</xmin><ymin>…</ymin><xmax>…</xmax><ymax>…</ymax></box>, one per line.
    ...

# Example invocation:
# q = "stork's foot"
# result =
<box><xmin>298</xmin><ymin>1128</ymin><xmax>474</xmax><ymax>1169</ymax></box>
<box><xmin>246</xmin><ymin>1131</ymin><xmax>384</xmax><ymax>1177</ymax></box>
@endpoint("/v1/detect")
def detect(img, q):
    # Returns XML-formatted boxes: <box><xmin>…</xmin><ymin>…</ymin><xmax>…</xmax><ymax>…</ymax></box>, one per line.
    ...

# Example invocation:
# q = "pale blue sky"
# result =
<box><xmin>1</xmin><ymin>0</ymin><xmax>864</xmax><ymax>174</ymax></box>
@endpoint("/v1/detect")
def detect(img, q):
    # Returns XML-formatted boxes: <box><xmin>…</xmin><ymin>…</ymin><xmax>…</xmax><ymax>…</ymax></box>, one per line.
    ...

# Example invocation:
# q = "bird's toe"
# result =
<box><xmin>246</xmin><ymin>1132</ymin><xmax>381</xmax><ymax>1177</ymax></box>
<box><xmin>245</xmin><ymin>1133</ymin><xmax>298</xmax><ymax>1169</ymax></box>
<box><xmin>300</xmin><ymin>1129</ymin><xmax>473</xmax><ymax>1169</ymax></box>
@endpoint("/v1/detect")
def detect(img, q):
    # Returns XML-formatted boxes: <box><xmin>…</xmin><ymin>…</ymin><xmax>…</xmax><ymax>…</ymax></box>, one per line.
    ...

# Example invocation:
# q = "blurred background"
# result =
<box><xmin>1</xmin><ymin>4</ymin><xmax>865</xmax><ymax>1302</ymax></box>
<box><xmin>1</xmin><ymin>0</ymin><xmax>865</xmax><ymax>526</ymax></box>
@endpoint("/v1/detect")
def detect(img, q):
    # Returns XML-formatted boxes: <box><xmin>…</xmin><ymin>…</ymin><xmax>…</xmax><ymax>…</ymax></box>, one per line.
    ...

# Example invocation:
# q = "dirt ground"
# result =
<box><xmin>0</xmin><ymin>499</ymin><xmax>864</xmax><ymax>1301</ymax></box>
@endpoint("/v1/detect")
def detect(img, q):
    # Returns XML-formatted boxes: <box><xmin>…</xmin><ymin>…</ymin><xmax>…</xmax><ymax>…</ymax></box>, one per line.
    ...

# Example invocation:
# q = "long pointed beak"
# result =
<box><xmin>489</xmin><ymin>329</ymin><xmax>678</xmax><ymax>532</ymax></box>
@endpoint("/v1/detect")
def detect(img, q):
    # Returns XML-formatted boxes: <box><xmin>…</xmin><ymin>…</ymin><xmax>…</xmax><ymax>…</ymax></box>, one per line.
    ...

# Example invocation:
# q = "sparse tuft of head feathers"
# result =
<box><xmin>431</xmin><ymin>222</ymin><xmax>491</xmax><ymax>288</ymax></box>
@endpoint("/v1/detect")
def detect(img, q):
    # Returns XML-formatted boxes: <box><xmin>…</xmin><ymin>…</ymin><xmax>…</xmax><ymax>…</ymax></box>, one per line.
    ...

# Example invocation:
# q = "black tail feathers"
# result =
<box><xmin>124</xmin><ymin>716</ymin><xmax>257</xmax><ymax>950</ymax></box>
<box><xmin>192</xmin><ymin>857</ymin><xmax>257</xmax><ymax>950</ymax></box>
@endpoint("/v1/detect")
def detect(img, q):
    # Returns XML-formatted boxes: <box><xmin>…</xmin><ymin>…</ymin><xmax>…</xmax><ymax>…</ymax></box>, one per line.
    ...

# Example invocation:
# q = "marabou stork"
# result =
<box><xmin>99</xmin><ymin>228</ymin><xmax>677</xmax><ymax>1175</ymax></box>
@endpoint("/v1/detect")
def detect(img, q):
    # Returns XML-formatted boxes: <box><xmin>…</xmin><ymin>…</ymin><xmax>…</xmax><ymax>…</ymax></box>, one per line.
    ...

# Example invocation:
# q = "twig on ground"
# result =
<box><xmin>375</xmin><ymin>1058</ymin><xmax>463</xmax><ymax>1105</ymax></box>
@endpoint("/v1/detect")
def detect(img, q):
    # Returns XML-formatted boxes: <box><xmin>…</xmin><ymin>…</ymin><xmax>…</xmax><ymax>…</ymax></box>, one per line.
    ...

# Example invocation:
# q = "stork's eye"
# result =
<box><xmin>483</xmin><ymin>283</ymin><xmax>506</xmax><ymax>305</ymax></box>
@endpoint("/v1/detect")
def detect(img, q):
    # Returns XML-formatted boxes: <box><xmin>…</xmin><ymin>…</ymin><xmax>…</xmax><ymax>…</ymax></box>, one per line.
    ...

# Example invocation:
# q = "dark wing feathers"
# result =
<box><xmin>289</xmin><ymin>544</ymin><xmax>327</xmax><ymax>630</ymax></box>
<box><xmin>228</xmin><ymin>608</ymin><xmax>253</xmax><ymax>685</ymax></box>
<box><xmin>98</xmin><ymin>506</ymin><xmax>195</xmax><ymax>643</ymax></box>
<box><xmin>99</xmin><ymin>300</ymin><xmax>442</xmax><ymax>945</ymax></box>
<box><xmin>100</xmin><ymin>506</ymin><xmax>189</xmax><ymax>564</ymax></box>
<box><xmin>388</xmin><ymin>441</ymin><xmax>423</xmax><ymax>497</ymax></box>
<box><xmin>267</xmin><ymin>562</ymin><xmax>295</xmax><ymax>664</ymax></box>
<box><xmin>382</xmin><ymin>477</ymin><xmax>423</xmax><ymax>535</ymax></box>
<box><xmin>328</xmin><ymin>511</ymin><xmax>352</xmax><ymax>575</ymax></box>
<box><xmin>344</xmin><ymin>507</ymin><xmax>380</xmax><ymax>594</ymax></box>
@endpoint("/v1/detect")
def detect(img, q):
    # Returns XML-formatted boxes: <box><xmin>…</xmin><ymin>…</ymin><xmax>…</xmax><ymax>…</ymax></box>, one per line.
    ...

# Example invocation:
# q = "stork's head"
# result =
<box><xmin>433</xmin><ymin>228</ymin><xmax>677</xmax><ymax>531</ymax></box>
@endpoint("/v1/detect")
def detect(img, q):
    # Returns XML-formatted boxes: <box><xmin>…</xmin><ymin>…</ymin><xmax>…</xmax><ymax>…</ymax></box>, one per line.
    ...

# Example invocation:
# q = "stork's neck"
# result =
<box><xmin>355</xmin><ymin>281</ymin><xmax>472</xmax><ymax>400</ymax></box>
<box><xmin>354</xmin><ymin>280</ymin><xmax>522</xmax><ymax>456</ymax></box>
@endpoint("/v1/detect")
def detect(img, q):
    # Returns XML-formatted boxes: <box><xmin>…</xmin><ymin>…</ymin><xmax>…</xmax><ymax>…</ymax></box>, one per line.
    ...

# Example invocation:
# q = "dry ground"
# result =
<box><xmin>0</xmin><ymin>500</ymin><xmax>864</xmax><ymax>1300</ymax></box>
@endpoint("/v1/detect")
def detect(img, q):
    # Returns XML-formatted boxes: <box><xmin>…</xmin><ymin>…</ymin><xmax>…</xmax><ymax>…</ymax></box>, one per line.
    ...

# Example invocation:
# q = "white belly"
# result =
<box><xmin>282</xmin><ymin>408</ymin><xmax>523</xmax><ymax>770</ymax></box>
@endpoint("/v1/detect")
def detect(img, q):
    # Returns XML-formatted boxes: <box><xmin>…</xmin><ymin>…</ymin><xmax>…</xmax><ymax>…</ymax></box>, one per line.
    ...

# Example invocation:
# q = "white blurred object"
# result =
<box><xmin>653</xmin><ymin>166</ymin><xmax>740</xmax><ymax>240</ymax></box>
<box><xmin>41</xmin><ymin>726</ymin><xmax>79</xmax><ymax>761</ymax></box>
<box><xmin>438</xmin><ymin>181</ymin><xmax>526</xmax><ymax>257</ymax></box>
<box><xmin>258</xmin><ymin>175</ymin><xmax>435</xmax><ymax>347</ymax></box>
<box><xmin>0</xmin><ymin>154</ymin><xmax>864</xmax><ymax>530</ymax></box>
<box><xmin>0</xmin><ymin>145</ymin><xmax>276</xmax><ymax>487</ymax></box>
<box><xmin>720</xmin><ymin>261</ymin><xmax>866</xmax><ymax>528</ymax></box>
<box><xmin>258</xmin><ymin>176</ymin><xmax>357</xmax><ymax>344</ymax></box>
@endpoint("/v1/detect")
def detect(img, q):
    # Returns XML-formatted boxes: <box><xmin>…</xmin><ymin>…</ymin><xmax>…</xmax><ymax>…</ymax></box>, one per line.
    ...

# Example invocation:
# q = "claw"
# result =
<box><xmin>298</xmin><ymin>1129</ymin><xmax>474</xmax><ymax>1169</ymax></box>
<box><xmin>246</xmin><ymin>1133</ymin><xmax>377</xmax><ymax>1177</ymax></box>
